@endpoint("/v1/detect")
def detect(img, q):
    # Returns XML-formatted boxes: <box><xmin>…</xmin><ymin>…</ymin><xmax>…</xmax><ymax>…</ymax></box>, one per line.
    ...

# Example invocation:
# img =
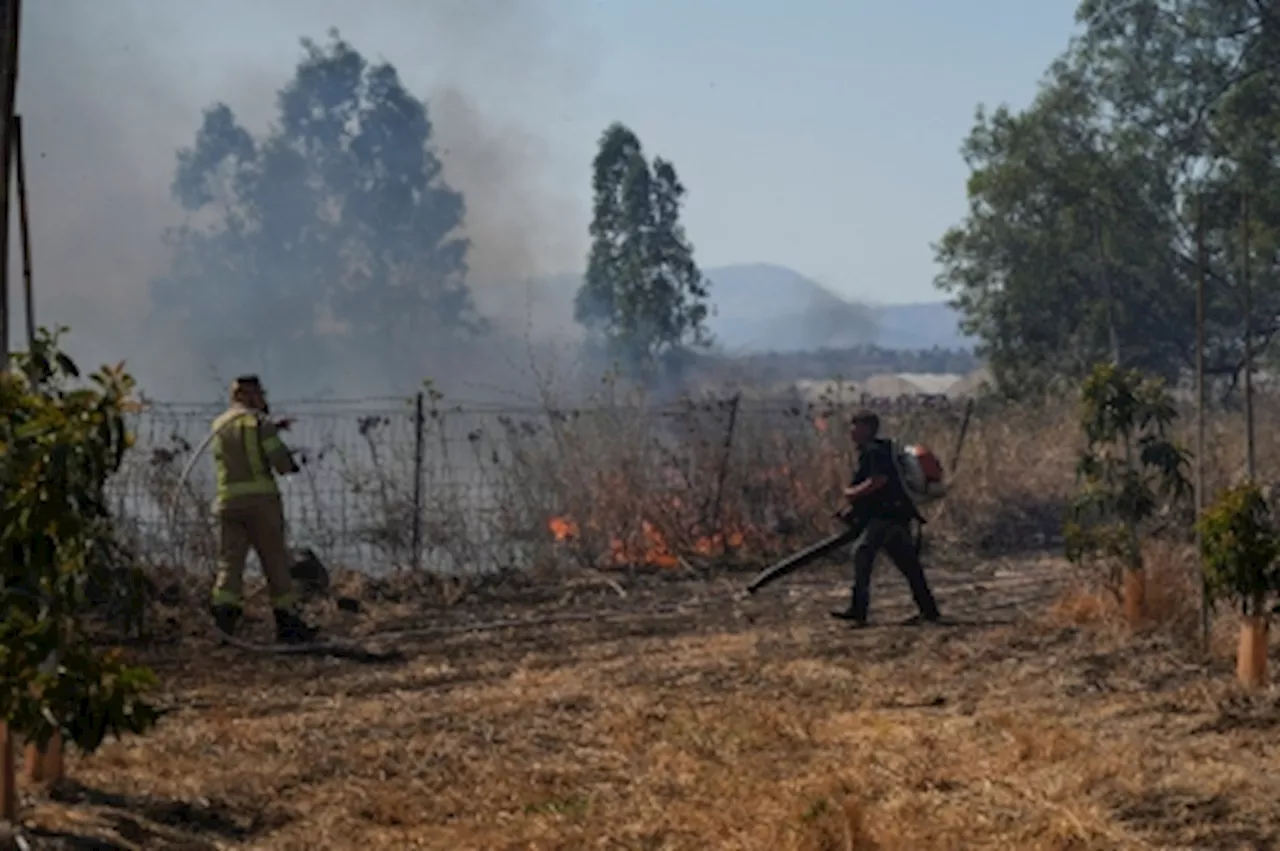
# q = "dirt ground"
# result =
<box><xmin>10</xmin><ymin>552</ymin><xmax>1280</xmax><ymax>851</ymax></box>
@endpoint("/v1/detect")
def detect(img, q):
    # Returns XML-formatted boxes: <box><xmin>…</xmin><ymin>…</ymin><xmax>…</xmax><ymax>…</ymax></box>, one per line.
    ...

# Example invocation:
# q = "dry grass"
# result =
<box><xmin>50</xmin><ymin>389</ymin><xmax>1280</xmax><ymax>848</ymax></box>
<box><xmin>1048</xmin><ymin>539</ymin><xmax>1207</xmax><ymax>637</ymax></box>
<box><xmin>13</xmin><ymin>549</ymin><xmax>1280</xmax><ymax>851</ymax></box>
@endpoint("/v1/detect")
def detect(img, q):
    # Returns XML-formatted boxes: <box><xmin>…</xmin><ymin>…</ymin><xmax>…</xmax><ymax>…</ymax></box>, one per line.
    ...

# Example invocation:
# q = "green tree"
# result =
<box><xmin>935</xmin><ymin>67</ymin><xmax>1182</xmax><ymax>393</ymax></box>
<box><xmin>1198</xmin><ymin>481</ymin><xmax>1280</xmax><ymax>619</ymax></box>
<box><xmin>150</xmin><ymin>30</ymin><xmax>479</xmax><ymax>390</ymax></box>
<box><xmin>0</xmin><ymin>328</ymin><xmax>162</xmax><ymax>753</ymax></box>
<box><xmin>935</xmin><ymin>1</ymin><xmax>1280</xmax><ymax>397</ymax></box>
<box><xmin>1197</xmin><ymin>479</ymin><xmax>1280</xmax><ymax>686</ymax></box>
<box><xmin>575</xmin><ymin>122</ymin><xmax>711</xmax><ymax>375</ymax></box>
<box><xmin>1073</xmin><ymin>0</ymin><xmax>1280</xmax><ymax>385</ymax></box>
<box><xmin>1064</xmin><ymin>363</ymin><xmax>1191</xmax><ymax>606</ymax></box>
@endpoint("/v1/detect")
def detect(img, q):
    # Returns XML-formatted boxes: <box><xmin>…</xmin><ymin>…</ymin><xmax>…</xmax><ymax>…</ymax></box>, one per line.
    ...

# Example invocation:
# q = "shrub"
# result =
<box><xmin>1197</xmin><ymin>481</ymin><xmax>1280</xmax><ymax>618</ymax></box>
<box><xmin>1064</xmin><ymin>363</ymin><xmax>1191</xmax><ymax>598</ymax></box>
<box><xmin>0</xmin><ymin>328</ymin><xmax>162</xmax><ymax>751</ymax></box>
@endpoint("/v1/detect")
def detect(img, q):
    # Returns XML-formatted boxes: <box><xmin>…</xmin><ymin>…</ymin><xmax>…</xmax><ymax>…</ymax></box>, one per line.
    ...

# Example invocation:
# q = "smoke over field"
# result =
<box><xmin>15</xmin><ymin>0</ymin><xmax>594</xmax><ymax>403</ymax></box>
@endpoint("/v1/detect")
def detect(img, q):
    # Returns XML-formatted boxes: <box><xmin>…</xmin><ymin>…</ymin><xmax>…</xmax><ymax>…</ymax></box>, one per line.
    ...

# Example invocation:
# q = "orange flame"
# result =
<box><xmin>548</xmin><ymin>516</ymin><xmax>579</xmax><ymax>542</ymax></box>
<box><xmin>542</xmin><ymin>423</ymin><xmax>849</xmax><ymax>568</ymax></box>
<box><xmin>611</xmin><ymin>521</ymin><xmax>679</xmax><ymax>569</ymax></box>
<box><xmin>692</xmin><ymin>529</ymin><xmax>745</xmax><ymax>556</ymax></box>
<box><xmin>549</xmin><ymin>512</ymin><xmax>749</xmax><ymax>569</ymax></box>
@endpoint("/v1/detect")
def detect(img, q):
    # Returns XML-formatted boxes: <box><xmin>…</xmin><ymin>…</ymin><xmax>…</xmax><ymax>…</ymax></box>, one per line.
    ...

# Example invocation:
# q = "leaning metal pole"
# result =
<box><xmin>0</xmin><ymin>0</ymin><xmax>22</xmax><ymax>821</ymax></box>
<box><xmin>14</xmin><ymin>113</ymin><xmax>31</xmax><ymax>349</ymax></box>
<box><xmin>0</xmin><ymin>0</ymin><xmax>16</xmax><ymax>371</ymax></box>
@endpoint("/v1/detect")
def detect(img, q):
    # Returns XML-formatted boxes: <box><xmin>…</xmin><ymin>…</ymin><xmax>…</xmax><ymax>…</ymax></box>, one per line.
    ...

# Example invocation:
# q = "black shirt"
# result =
<box><xmin>850</xmin><ymin>438</ymin><xmax>916</xmax><ymax>522</ymax></box>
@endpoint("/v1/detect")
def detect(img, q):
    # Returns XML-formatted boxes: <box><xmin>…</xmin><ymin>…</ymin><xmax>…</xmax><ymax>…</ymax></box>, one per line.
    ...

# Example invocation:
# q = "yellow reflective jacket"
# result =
<box><xmin>210</xmin><ymin>406</ymin><xmax>293</xmax><ymax>507</ymax></box>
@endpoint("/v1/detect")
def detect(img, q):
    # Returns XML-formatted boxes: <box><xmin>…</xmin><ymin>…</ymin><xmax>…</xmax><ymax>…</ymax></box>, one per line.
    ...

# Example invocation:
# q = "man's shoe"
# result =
<box><xmin>830</xmin><ymin>607</ymin><xmax>868</xmax><ymax>627</ymax></box>
<box><xmin>273</xmin><ymin>609</ymin><xmax>320</xmax><ymax>645</ymax></box>
<box><xmin>211</xmin><ymin>604</ymin><xmax>241</xmax><ymax>638</ymax></box>
<box><xmin>901</xmin><ymin>612</ymin><xmax>943</xmax><ymax>626</ymax></box>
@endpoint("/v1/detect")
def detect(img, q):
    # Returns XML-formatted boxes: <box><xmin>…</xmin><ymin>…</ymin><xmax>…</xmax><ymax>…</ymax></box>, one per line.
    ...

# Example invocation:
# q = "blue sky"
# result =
<box><xmin>18</xmin><ymin>0</ymin><xmax>1083</xmax><ymax>358</ymax></box>
<box><xmin>582</xmin><ymin>1</ymin><xmax>1083</xmax><ymax>304</ymax></box>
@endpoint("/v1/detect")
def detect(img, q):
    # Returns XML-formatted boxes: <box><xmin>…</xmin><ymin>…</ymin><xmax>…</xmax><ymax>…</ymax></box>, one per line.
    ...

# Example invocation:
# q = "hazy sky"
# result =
<box><xmin>11</xmin><ymin>0</ymin><xmax>1081</xmax><ymax>379</ymax></box>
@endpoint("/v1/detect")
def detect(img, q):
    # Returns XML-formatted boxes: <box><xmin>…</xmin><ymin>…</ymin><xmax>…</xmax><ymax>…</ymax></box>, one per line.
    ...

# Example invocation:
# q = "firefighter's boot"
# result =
<box><xmin>211</xmin><ymin>604</ymin><xmax>242</xmax><ymax>643</ymax></box>
<box><xmin>273</xmin><ymin>608</ymin><xmax>320</xmax><ymax>644</ymax></box>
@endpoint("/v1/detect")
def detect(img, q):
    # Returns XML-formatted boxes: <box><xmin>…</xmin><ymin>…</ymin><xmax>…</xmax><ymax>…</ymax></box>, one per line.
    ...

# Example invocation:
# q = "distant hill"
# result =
<box><xmin>503</xmin><ymin>263</ymin><xmax>975</xmax><ymax>354</ymax></box>
<box><xmin>699</xmin><ymin>263</ymin><xmax>879</xmax><ymax>353</ymax></box>
<box><xmin>869</xmin><ymin>300</ymin><xmax>976</xmax><ymax>351</ymax></box>
<box><xmin>701</xmin><ymin>263</ymin><xmax>974</xmax><ymax>353</ymax></box>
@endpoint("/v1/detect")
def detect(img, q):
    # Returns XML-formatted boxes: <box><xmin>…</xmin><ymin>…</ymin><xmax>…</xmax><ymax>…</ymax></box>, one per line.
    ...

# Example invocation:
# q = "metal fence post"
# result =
<box><xmin>1195</xmin><ymin>196</ymin><xmax>1209</xmax><ymax>654</ymax></box>
<box><xmin>412</xmin><ymin>391</ymin><xmax>425</xmax><ymax>571</ymax></box>
<box><xmin>709</xmin><ymin>393</ymin><xmax>741</xmax><ymax>544</ymax></box>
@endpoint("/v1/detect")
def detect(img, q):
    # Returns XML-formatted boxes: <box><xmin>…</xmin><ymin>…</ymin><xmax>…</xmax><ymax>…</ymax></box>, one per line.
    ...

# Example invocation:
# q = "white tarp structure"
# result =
<box><xmin>786</xmin><ymin>368</ymin><xmax>991</xmax><ymax>404</ymax></box>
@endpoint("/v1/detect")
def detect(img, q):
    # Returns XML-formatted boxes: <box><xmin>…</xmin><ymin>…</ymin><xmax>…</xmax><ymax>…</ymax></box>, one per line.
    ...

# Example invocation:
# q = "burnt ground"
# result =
<box><xmin>8</xmin><ymin>552</ymin><xmax>1280</xmax><ymax>850</ymax></box>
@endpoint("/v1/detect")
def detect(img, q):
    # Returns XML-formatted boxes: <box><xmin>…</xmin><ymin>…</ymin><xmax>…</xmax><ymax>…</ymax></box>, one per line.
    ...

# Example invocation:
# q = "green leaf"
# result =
<box><xmin>1</xmin><ymin>329</ymin><xmax>159</xmax><ymax>754</ymax></box>
<box><xmin>54</xmin><ymin>353</ymin><xmax>79</xmax><ymax>379</ymax></box>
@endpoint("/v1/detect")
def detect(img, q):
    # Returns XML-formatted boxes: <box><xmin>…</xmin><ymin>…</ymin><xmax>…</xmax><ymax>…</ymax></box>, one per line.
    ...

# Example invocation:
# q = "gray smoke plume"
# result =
<box><xmin>15</xmin><ymin>4</ymin><xmax>198</xmax><ymax>393</ymax></box>
<box><xmin>411</xmin><ymin>0</ymin><xmax>593</xmax><ymax>345</ymax></box>
<box><xmin>11</xmin><ymin>0</ymin><xmax>593</xmax><ymax>402</ymax></box>
<box><xmin>432</xmin><ymin>87</ymin><xmax>586</xmax><ymax>343</ymax></box>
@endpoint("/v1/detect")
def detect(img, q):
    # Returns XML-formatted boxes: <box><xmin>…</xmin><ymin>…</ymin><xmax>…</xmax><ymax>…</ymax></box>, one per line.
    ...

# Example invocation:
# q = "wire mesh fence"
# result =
<box><xmin>107</xmin><ymin>392</ymin><xmax>976</xmax><ymax>577</ymax></box>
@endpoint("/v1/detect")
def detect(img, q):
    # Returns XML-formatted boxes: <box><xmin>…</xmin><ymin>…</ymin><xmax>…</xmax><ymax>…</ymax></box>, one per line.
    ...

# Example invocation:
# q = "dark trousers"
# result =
<box><xmin>848</xmin><ymin>518</ymin><xmax>940</xmax><ymax>622</ymax></box>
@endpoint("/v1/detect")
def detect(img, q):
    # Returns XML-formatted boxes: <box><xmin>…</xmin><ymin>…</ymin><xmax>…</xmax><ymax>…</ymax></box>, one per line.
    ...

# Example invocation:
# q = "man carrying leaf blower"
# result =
<box><xmin>830</xmin><ymin>409</ymin><xmax>943</xmax><ymax>627</ymax></box>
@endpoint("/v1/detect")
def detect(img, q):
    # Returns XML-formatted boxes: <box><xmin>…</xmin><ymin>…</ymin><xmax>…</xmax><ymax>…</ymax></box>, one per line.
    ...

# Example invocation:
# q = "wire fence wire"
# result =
<box><xmin>107</xmin><ymin>393</ymin><xmax>972</xmax><ymax>577</ymax></box>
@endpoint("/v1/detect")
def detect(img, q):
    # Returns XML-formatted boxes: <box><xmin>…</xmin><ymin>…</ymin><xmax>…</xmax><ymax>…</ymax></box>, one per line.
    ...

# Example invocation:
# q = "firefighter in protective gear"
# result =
<box><xmin>209</xmin><ymin>375</ymin><xmax>319</xmax><ymax>644</ymax></box>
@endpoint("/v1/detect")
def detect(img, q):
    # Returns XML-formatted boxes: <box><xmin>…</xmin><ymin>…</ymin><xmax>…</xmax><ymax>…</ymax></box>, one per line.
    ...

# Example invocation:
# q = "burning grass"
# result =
<box><xmin>507</xmin><ymin>390</ymin><xmax>1280</xmax><ymax>580</ymax></box>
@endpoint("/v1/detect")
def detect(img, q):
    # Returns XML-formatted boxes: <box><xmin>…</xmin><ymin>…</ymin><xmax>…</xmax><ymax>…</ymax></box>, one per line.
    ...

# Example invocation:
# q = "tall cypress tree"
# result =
<box><xmin>575</xmin><ymin>122</ymin><xmax>710</xmax><ymax>376</ymax></box>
